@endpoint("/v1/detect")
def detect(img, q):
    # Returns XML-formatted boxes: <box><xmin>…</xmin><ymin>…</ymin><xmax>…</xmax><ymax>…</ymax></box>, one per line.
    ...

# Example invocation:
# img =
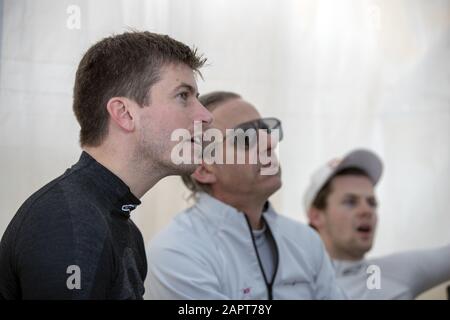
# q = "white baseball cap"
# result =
<box><xmin>303</xmin><ymin>149</ymin><xmax>383</xmax><ymax>213</ymax></box>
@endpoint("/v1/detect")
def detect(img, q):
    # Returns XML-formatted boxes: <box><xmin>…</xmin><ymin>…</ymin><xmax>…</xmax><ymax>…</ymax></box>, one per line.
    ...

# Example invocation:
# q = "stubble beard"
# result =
<box><xmin>138</xmin><ymin>132</ymin><xmax>199</xmax><ymax>178</ymax></box>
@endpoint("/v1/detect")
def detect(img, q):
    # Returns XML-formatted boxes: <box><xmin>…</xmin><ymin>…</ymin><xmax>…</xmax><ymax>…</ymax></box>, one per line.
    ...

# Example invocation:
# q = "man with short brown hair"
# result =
<box><xmin>0</xmin><ymin>31</ymin><xmax>212</xmax><ymax>299</ymax></box>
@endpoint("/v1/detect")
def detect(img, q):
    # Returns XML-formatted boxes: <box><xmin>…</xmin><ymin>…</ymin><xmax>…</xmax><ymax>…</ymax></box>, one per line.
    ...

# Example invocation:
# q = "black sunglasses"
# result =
<box><xmin>203</xmin><ymin>117</ymin><xmax>283</xmax><ymax>156</ymax></box>
<box><xmin>229</xmin><ymin>117</ymin><xmax>283</xmax><ymax>149</ymax></box>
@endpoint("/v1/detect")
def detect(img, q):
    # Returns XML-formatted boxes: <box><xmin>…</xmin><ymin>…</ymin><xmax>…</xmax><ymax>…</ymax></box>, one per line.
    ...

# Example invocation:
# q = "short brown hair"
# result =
<box><xmin>312</xmin><ymin>167</ymin><xmax>371</xmax><ymax>210</ymax></box>
<box><xmin>73</xmin><ymin>31</ymin><xmax>206</xmax><ymax>146</ymax></box>
<box><xmin>181</xmin><ymin>91</ymin><xmax>241</xmax><ymax>197</ymax></box>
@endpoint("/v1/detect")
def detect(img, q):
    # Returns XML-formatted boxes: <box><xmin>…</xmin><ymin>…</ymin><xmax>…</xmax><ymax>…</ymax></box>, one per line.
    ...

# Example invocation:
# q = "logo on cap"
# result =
<box><xmin>327</xmin><ymin>158</ymin><xmax>342</xmax><ymax>169</ymax></box>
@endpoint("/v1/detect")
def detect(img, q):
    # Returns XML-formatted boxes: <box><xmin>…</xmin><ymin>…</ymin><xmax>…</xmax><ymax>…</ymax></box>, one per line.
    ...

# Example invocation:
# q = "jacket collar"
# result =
<box><xmin>332</xmin><ymin>259</ymin><xmax>368</xmax><ymax>276</ymax></box>
<box><xmin>73</xmin><ymin>151</ymin><xmax>141</xmax><ymax>218</ymax></box>
<box><xmin>194</xmin><ymin>192</ymin><xmax>277</xmax><ymax>231</ymax></box>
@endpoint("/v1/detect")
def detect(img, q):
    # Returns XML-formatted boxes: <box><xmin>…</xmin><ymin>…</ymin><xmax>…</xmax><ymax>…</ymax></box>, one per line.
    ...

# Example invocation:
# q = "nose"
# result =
<box><xmin>194</xmin><ymin>100</ymin><xmax>213</xmax><ymax>126</ymax></box>
<box><xmin>357</xmin><ymin>200</ymin><xmax>375</xmax><ymax>219</ymax></box>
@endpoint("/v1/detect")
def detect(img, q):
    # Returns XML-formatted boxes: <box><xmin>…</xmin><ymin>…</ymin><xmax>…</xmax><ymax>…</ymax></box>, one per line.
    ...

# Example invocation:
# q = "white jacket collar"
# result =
<box><xmin>332</xmin><ymin>259</ymin><xmax>368</xmax><ymax>276</ymax></box>
<box><xmin>194</xmin><ymin>192</ymin><xmax>278</xmax><ymax>232</ymax></box>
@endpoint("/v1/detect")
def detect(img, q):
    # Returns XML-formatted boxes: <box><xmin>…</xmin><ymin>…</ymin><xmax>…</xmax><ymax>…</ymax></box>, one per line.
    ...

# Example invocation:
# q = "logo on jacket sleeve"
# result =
<box><xmin>241</xmin><ymin>287</ymin><xmax>252</xmax><ymax>298</ymax></box>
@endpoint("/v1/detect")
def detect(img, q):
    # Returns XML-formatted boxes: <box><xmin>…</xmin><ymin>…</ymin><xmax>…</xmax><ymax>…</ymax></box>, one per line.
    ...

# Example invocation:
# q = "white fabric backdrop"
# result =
<box><xmin>1</xmin><ymin>0</ymin><xmax>449</xmax><ymax>298</ymax></box>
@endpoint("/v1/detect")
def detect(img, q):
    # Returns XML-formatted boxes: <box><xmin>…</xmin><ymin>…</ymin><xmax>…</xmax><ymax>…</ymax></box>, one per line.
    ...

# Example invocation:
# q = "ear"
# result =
<box><xmin>307</xmin><ymin>206</ymin><xmax>326</xmax><ymax>231</ymax></box>
<box><xmin>191</xmin><ymin>164</ymin><xmax>216</xmax><ymax>185</ymax></box>
<box><xmin>106</xmin><ymin>97</ymin><xmax>134</xmax><ymax>132</ymax></box>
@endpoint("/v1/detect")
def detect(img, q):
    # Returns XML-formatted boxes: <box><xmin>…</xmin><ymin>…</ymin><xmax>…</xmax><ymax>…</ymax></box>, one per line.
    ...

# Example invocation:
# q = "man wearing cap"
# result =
<box><xmin>145</xmin><ymin>91</ymin><xmax>346</xmax><ymax>299</ymax></box>
<box><xmin>304</xmin><ymin>149</ymin><xmax>450</xmax><ymax>299</ymax></box>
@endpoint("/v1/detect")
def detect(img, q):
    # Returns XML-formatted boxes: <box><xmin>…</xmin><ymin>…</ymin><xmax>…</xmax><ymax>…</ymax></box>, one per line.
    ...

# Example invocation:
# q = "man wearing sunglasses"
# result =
<box><xmin>145</xmin><ymin>91</ymin><xmax>346</xmax><ymax>299</ymax></box>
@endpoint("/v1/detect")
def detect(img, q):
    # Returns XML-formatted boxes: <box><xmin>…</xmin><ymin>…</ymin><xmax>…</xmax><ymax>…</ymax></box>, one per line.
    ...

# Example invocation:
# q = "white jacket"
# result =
<box><xmin>333</xmin><ymin>244</ymin><xmax>450</xmax><ymax>299</ymax></box>
<box><xmin>145</xmin><ymin>193</ymin><xmax>346</xmax><ymax>299</ymax></box>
